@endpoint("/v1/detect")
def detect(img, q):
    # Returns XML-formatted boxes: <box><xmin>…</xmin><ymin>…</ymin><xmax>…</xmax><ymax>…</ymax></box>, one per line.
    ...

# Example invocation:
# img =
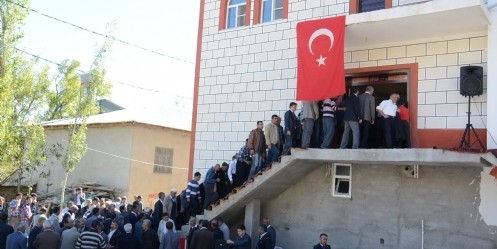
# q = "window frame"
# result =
<box><xmin>253</xmin><ymin>0</ymin><xmax>288</xmax><ymax>25</ymax></box>
<box><xmin>219</xmin><ymin>0</ymin><xmax>252</xmax><ymax>30</ymax></box>
<box><xmin>261</xmin><ymin>0</ymin><xmax>283</xmax><ymax>23</ymax></box>
<box><xmin>349</xmin><ymin>0</ymin><xmax>392</xmax><ymax>14</ymax></box>
<box><xmin>331</xmin><ymin>163</ymin><xmax>352</xmax><ymax>198</ymax></box>
<box><xmin>153</xmin><ymin>147</ymin><xmax>173</xmax><ymax>174</ymax></box>
<box><xmin>227</xmin><ymin>0</ymin><xmax>247</xmax><ymax>29</ymax></box>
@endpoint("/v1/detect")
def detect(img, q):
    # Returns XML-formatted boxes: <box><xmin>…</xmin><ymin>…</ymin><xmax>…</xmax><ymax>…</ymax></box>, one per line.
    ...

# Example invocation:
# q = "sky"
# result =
<box><xmin>19</xmin><ymin>0</ymin><xmax>199</xmax><ymax>111</ymax></box>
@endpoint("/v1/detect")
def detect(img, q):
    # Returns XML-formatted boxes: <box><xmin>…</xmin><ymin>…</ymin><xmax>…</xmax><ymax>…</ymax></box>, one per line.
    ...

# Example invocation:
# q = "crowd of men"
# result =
<box><xmin>0</xmin><ymin>189</ymin><xmax>301</xmax><ymax>249</ymax></box>
<box><xmin>215</xmin><ymin>87</ymin><xmax>411</xmax><ymax>197</ymax></box>
<box><xmin>0</xmin><ymin>86</ymin><xmax>412</xmax><ymax>249</ymax></box>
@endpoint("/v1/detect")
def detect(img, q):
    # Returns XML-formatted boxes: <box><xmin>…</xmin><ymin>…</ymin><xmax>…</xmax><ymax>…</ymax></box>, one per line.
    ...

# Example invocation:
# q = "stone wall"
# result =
<box><xmin>262</xmin><ymin>164</ymin><xmax>497</xmax><ymax>249</ymax></box>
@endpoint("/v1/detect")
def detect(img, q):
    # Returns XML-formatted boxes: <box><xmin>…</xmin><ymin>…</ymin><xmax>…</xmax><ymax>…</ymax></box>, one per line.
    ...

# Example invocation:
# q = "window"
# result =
<box><xmin>227</xmin><ymin>0</ymin><xmax>247</xmax><ymax>28</ymax></box>
<box><xmin>261</xmin><ymin>0</ymin><xmax>283</xmax><ymax>23</ymax></box>
<box><xmin>154</xmin><ymin>147</ymin><xmax>173</xmax><ymax>173</ymax></box>
<box><xmin>219</xmin><ymin>0</ymin><xmax>252</xmax><ymax>30</ymax></box>
<box><xmin>349</xmin><ymin>0</ymin><xmax>392</xmax><ymax>14</ymax></box>
<box><xmin>253</xmin><ymin>0</ymin><xmax>288</xmax><ymax>25</ymax></box>
<box><xmin>331</xmin><ymin>163</ymin><xmax>352</xmax><ymax>198</ymax></box>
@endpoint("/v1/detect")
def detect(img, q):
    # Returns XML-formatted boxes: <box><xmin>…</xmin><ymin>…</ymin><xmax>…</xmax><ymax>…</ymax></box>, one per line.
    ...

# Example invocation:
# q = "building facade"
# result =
<box><xmin>4</xmin><ymin>108</ymin><xmax>191</xmax><ymax>208</ymax></box>
<box><xmin>191</xmin><ymin>0</ymin><xmax>496</xmax><ymax>173</ymax></box>
<box><xmin>190</xmin><ymin>0</ymin><xmax>497</xmax><ymax>248</ymax></box>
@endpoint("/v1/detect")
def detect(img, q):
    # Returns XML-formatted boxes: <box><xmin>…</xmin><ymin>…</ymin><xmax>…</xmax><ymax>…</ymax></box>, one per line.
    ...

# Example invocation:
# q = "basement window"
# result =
<box><xmin>154</xmin><ymin>147</ymin><xmax>173</xmax><ymax>174</ymax></box>
<box><xmin>332</xmin><ymin>163</ymin><xmax>352</xmax><ymax>198</ymax></box>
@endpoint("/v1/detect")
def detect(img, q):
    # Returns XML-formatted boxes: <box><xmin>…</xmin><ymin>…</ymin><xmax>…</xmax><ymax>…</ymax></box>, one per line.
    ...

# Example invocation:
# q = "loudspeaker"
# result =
<box><xmin>460</xmin><ymin>66</ymin><xmax>483</xmax><ymax>96</ymax></box>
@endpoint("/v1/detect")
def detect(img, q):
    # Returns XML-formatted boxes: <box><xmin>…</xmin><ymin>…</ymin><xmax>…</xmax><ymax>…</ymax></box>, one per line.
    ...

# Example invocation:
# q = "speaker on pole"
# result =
<box><xmin>458</xmin><ymin>65</ymin><xmax>485</xmax><ymax>151</ymax></box>
<box><xmin>460</xmin><ymin>66</ymin><xmax>483</xmax><ymax>97</ymax></box>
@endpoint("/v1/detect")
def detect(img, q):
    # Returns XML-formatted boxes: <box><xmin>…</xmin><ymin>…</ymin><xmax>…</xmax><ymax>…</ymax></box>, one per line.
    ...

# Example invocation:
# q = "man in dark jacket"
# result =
<box><xmin>152</xmin><ymin>193</ymin><xmax>165</xmax><ymax>230</ymax></box>
<box><xmin>283</xmin><ymin>102</ymin><xmax>300</xmax><ymax>155</ymax></box>
<box><xmin>117</xmin><ymin>223</ymin><xmax>140</xmax><ymax>249</ymax></box>
<box><xmin>189</xmin><ymin>220</ymin><xmax>214</xmax><ymax>249</ymax></box>
<box><xmin>0</xmin><ymin>213</ymin><xmax>14</xmax><ymax>249</ymax></box>
<box><xmin>28</xmin><ymin>216</ymin><xmax>44</xmax><ymax>249</ymax></box>
<box><xmin>33</xmin><ymin>220</ymin><xmax>61</xmax><ymax>249</ymax></box>
<box><xmin>6</xmin><ymin>223</ymin><xmax>27</xmax><ymax>249</ymax></box>
<box><xmin>255</xmin><ymin>225</ymin><xmax>272</xmax><ymax>249</ymax></box>
<box><xmin>142</xmin><ymin>219</ymin><xmax>160</xmax><ymax>249</ymax></box>
<box><xmin>186</xmin><ymin>217</ymin><xmax>199</xmax><ymax>249</ymax></box>
<box><xmin>313</xmin><ymin>233</ymin><xmax>331</xmax><ymax>249</ymax></box>
<box><xmin>340</xmin><ymin>87</ymin><xmax>362</xmax><ymax>149</ymax></box>
<box><xmin>227</xmin><ymin>225</ymin><xmax>251</xmax><ymax>249</ymax></box>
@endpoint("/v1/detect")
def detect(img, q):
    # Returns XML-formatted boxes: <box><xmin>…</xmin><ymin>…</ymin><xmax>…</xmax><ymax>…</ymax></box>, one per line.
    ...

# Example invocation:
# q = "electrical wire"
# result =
<box><xmin>5</xmin><ymin>0</ymin><xmax>194</xmax><ymax>64</ymax></box>
<box><xmin>45</xmin><ymin>134</ymin><xmax>188</xmax><ymax>170</ymax></box>
<box><xmin>16</xmin><ymin>48</ymin><xmax>193</xmax><ymax>100</ymax></box>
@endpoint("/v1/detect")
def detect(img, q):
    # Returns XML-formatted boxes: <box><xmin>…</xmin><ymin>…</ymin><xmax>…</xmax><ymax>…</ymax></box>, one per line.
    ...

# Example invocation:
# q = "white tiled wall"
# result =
<box><xmin>193</xmin><ymin>0</ymin><xmax>488</xmax><ymax>171</ymax></box>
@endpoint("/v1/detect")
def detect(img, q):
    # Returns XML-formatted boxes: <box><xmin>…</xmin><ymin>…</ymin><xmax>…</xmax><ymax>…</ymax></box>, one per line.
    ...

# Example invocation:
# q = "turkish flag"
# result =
<box><xmin>296</xmin><ymin>16</ymin><xmax>346</xmax><ymax>101</ymax></box>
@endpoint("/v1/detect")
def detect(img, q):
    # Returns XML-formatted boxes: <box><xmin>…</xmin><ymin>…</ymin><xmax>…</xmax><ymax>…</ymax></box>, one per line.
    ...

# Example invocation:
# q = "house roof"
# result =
<box><xmin>42</xmin><ymin>106</ymin><xmax>192</xmax><ymax>131</ymax></box>
<box><xmin>98</xmin><ymin>99</ymin><xmax>124</xmax><ymax>112</ymax></box>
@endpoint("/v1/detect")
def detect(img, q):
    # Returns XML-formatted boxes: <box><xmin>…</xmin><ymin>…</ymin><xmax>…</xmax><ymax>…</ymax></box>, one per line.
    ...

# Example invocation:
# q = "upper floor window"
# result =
<box><xmin>350</xmin><ymin>0</ymin><xmax>392</xmax><ymax>14</ymax></box>
<box><xmin>262</xmin><ymin>0</ymin><xmax>283</xmax><ymax>23</ymax></box>
<box><xmin>154</xmin><ymin>147</ymin><xmax>173</xmax><ymax>174</ymax></box>
<box><xmin>227</xmin><ymin>0</ymin><xmax>247</xmax><ymax>28</ymax></box>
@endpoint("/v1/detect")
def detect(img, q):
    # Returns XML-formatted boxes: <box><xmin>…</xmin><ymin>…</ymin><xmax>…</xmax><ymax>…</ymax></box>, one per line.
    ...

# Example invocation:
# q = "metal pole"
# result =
<box><xmin>466</xmin><ymin>96</ymin><xmax>471</xmax><ymax>149</ymax></box>
<box><xmin>421</xmin><ymin>219</ymin><xmax>424</xmax><ymax>249</ymax></box>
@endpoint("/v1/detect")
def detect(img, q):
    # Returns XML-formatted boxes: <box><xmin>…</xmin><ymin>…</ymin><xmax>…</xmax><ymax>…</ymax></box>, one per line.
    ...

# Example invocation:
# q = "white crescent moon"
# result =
<box><xmin>308</xmin><ymin>28</ymin><xmax>334</xmax><ymax>56</ymax></box>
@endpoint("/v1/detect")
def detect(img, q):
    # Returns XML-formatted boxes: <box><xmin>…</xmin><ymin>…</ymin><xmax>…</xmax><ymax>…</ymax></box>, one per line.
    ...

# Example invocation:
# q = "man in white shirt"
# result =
<box><xmin>376</xmin><ymin>93</ymin><xmax>399</xmax><ymax>148</ymax></box>
<box><xmin>227</xmin><ymin>155</ymin><xmax>237</xmax><ymax>187</ymax></box>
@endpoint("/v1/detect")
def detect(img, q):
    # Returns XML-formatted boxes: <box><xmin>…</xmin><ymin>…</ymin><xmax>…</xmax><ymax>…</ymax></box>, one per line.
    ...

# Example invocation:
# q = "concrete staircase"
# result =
<box><xmin>203</xmin><ymin>148</ymin><xmax>497</xmax><ymax>221</ymax></box>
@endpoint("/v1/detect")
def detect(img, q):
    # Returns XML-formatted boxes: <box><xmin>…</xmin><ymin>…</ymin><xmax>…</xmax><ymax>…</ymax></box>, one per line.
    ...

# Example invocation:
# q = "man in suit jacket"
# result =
<box><xmin>263</xmin><ymin>218</ymin><xmax>276</xmax><ymax>249</ymax></box>
<box><xmin>108</xmin><ymin>220</ymin><xmax>122</xmax><ymax>248</ymax></box>
<box><xmin>283</xmin><ymin>102</ymin><xmax>299</xmax><ymax>155</ymax></box>
<box><xmin>189</xmin><ymin>220</ymin><xmax>214</xmax><ymax>249</ymax></box>
<box><xmin>0</xmin><ymin>213</ymin><xmax>14</xmax><ymax>249</ymax></box>
<box><xmin>60</xmin><ymin>220</ymin><xmax>81</xmax><ymax>249</ymax></box>
<box><xmin>6</xmin><ymin>222</ymin><xmax>27</xmax><ymax>249</ymax></box>
<box><xmin>255</xmin><ymin>225</ymin><xmax>272</xmax><ymax>249</ymax></box>
<box><xmin>117</xmin><ymin>223</ymin><xmax>140</xmax><ymax>249</ymax></box>
<box><xmin>142</xmin><ymin>219</ymin><xmax>160</xmax><ymax>249</ymax></box>
<box><xmin>313</xmin><ymin>233</ymin><xmax>331</xmax><ymax>249</ymax></box>
<box><xmin>33</xmin><ymin>220</ymin><xmax>60</xmax><ymax>249</ymax></box>
<box><xmin>340</xmin><ymin>87</ymin><xmax>362</xmax><ymax>149</ymax></box>
<box><xmin>186</xmin><ymin>217</ymin><xmax>198</xmax><ymax>249</ymax></box>
<box><xmin>226</xmin><ymin>225</ymin><xmax>251</xmax><ymax>249</ymax></box>
<box><xmin>152</xmin><ymin>193</ymin><xmax>165</xmax><ymax>231</ymax></box>
<box><xmin>359</xmin><ymin>86</ymin><xmax>375</xmax><ymax>148</ymax></box>
<box><xmin>28</xmin><ymin>217</ymin><xmax>44</xmax><ymax>249</ymax></box>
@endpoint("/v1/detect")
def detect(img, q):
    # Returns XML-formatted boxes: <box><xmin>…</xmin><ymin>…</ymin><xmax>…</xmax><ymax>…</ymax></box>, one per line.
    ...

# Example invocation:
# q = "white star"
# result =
<box><xmin>316</xmin><ymin>55</ymin><xmax>327</xmax><ymax>67</ymax></box>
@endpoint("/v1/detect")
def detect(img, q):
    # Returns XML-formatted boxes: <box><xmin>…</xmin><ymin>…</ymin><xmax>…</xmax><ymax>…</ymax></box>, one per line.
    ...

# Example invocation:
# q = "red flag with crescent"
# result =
<box><xmin>296</xmin><ymin>16</ymin><xmax>346</xmax><ymax>101</ymax></box>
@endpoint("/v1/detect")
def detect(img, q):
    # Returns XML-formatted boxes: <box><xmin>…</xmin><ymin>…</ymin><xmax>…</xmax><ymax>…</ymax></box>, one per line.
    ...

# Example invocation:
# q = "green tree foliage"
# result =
<box><xmin>0</xmin><ymin>0</ymin><xmax>50</xmax><ymax>184</ymax></box>
<box><xmin>55</xmin><ymin>31</ymin><xmax>114</xmax><ymax>207</ymax></box>
<box><xmin>0</xmin><ymin>0</ymin><xmax>113</xmax><ymax>199</ymax></box>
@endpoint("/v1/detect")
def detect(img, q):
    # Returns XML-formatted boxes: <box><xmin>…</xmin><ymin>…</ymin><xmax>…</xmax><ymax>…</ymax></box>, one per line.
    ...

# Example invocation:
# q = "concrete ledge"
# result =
<box><xmin>345</xmin><ymin>0</ymin><xmax>490</xmax><ymax>50</ymax></box>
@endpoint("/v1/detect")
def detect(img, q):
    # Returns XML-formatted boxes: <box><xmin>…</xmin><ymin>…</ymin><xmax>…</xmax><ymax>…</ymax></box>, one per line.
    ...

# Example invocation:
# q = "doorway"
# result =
<box><xmin>342</xmin><ymin>66</ymin><xmax>416</xmax><ymax>148</ymax></box>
